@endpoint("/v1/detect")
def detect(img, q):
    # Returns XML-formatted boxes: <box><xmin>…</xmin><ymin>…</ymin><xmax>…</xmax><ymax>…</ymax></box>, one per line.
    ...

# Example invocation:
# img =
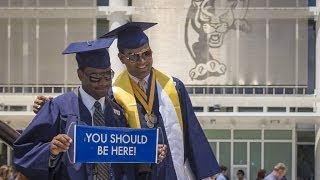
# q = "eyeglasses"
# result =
<box><xmin>121</xmin><ymin>49</ymin><xmax>153</xmax><ymax>63</ymax></box>
<box><xmin>84</xmin><ymin>70</ymin><xmax>114</xmax><ymax>82</ymax></box>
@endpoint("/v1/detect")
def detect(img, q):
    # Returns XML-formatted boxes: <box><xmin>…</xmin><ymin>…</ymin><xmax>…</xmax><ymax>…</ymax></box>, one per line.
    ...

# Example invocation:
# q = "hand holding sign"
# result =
<box><xmin>157</xmin><ymin>144</ymin><xmax>167</xmax><ymax>163</ymax></box>
<box><xmin>50</xmin><ymin>134</ymin><xmax>73</xmax><ymax>155</ymax></box>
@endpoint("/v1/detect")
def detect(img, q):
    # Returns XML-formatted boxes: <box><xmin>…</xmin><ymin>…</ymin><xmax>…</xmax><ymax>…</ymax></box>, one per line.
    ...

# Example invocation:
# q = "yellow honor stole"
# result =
<box><xmin>113</xmin><ymin>68</ymin><xmax>183</xmax><ymax>131</ymax></box>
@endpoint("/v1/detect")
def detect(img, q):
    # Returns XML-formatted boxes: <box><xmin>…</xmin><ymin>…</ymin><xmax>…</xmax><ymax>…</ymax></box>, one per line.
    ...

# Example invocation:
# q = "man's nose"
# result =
<box><xmin>137</xmin><ymin>55</ymin><xmax>147</xmax><ymax>62</ymax></box>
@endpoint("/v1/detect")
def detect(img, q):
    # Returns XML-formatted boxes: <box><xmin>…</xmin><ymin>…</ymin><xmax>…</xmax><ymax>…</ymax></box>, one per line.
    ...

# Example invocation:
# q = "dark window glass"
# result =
<box><xmin>214</xmin><ymin>88</ymin><xmax>222</xmax><ymax>94</ymax></box>
<box><xmin>238</xmin><ymin>107</ymin><xmax>263</xmax><ymax>112</ymax></box>
<box><xmin>225</xmin><ymin>88</ymin><xmax>234</xmax><ymax>94</ymax></box>
<box><xmin>10</xmin><ymin>105</ymin><xmax>27</xmax><ymax>111</ymax></box>
<box><xmin>23</xmin><ymin>87</ymin><xmax>33</xmax><ymax>93</ymax></box>
<box><xmin>44</xmin><ymin>87</ymin><xmax>52</xmax><ymax>93</ymax></box>
<box><xmin>274</xmin><ymin>88</ymin><xmax>283</xmax><ymax>94</ymax></box>
<box><xmin>297</xmin><ymin>107</ymin><xmax>313</xmax><ymax>112</ymax></box>
<box><xmin>237</xmin><ymin>88</ymin><xmax>244</xmax><ymax>94</ymax></box>
<box><xmin>97</xmin><ymin>0</ymin><xmax>109</xmax><ymax>6</ymax></box>
<box><xmin>255</xmin><ymin>88</ymin><xmax>263</xmax><ymax>94</ymax></box>
<box><xmin>208</xmin><ymin>87</ymin><xmax>214</xmax><ymax>94</ymax></box>
<box><xmin>193</xmin><ymin>106</ymin><xmax>204</xmax><ymax>112</ymax></box>
<box><xmin>308</xmin><ymin>0</ymin><xmax>316</xmax><ymax>6</ymax></box>
<box><xmin>245</xmin><ymin>88</ymin><xmax>253</xmax><ymax>94</ymax></box>
<box><xmin>14</xmin><ymin>87</ymin><xmax>22</xmax><ymax>93</ymax></box>
<box><xmin>285</xmin><ymin>88</ymin><xmax>294</xmax><ymax>94</ymax></box>
<box><xmin>195</xmin><ymin>87</ymin><xmax>203</xmax><ymax>94</ymax></box>
<box><xmin>53</xmin><ymin>87</ymin><xmax>63</xmax><ymax>93</ymax></box>
<box><xmin>297</xmin><ymin>145</ymin><xmax>314</xmax><ymax>180</ymax></box>
<box><xmin>267</xmin><ymin>107</ymin><xmax>286</xmax><ymax>112</ymax></box>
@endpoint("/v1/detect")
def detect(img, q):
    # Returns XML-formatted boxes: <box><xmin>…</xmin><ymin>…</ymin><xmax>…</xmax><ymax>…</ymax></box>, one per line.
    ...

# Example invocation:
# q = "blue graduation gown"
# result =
<box><xmin>13</xmin><ymin>90</ymin><xmax>133</xmax><ymax>180</ymax></box>
<box><xmin>134</xmin><ymin>76</ymin><xmax>220</xmax><ymax>180</ymax></box>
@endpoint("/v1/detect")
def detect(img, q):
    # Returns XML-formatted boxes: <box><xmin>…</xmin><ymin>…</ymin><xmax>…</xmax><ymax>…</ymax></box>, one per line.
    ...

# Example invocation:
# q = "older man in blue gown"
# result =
<box><xmin>13</xmin><ymin>38</ymin><xmax>135</xmax><ymax>180</ymax></box>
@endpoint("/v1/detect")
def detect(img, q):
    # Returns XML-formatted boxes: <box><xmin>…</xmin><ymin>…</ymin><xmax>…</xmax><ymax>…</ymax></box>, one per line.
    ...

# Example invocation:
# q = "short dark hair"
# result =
<box><xmin>237</xmin><ymin>169</ymin><xmax>245</xmax><ymax>176</ymax></box>
<box><xmin>220</xmin><ymin>165</ymin><xmax>228</xmax><ymax>171</ymax></box>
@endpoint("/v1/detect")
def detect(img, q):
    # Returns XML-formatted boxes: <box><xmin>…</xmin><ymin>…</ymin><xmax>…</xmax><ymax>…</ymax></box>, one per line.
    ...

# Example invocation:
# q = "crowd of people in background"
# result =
<box><xmin>0</xmin><ymin>165</ymin><xmax>27</xmax><ymax>180</ymax></box>
<box><xmin>215</xmin><ymin>162</ymin><xmax>287</xmax><ymax>180</ymax></box>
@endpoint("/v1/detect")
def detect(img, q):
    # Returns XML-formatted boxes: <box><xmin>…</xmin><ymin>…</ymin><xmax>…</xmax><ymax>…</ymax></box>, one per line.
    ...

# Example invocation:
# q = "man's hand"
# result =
<box><xmin>50</xmin><ymin>134</ymin><xmax>72</xmax><ymax>155</ymax></box>
<box><xmin>33</xmin><ymin>95</ymin><xmax>53</xmax><ymax>114</ymax></box>
<box><xmin>157</xmin><ymin>144</ymin><xmax>167</xmax><ymax>163</ymax></box>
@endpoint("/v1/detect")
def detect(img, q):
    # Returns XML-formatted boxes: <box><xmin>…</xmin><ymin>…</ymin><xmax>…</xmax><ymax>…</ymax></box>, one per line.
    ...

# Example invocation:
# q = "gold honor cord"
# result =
<box><xmin>129</xmin><ymin>71</ymin><xmax>158</xmax><ymax>128</ymax></box>
<box><xmin>131</xmin><ymin>80</ymin><xmax>147</xmax><ymax>101</ymax></box>
<box><xmin>129</xmin><ymin>70</ymin><xmax>156</xmax><ymax>115</ymax></box>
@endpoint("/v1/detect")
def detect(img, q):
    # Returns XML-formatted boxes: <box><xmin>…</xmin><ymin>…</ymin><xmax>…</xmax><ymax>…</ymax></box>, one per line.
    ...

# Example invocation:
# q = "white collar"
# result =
<box><xmin>79</xmin><ymin>86</ymin><xmax>105</xmax><ymax>115</ymax></box>
<box><xmin>128</xmin><ymin>72</ymin><xmax>150</xmax><ymax>84</ymax></box>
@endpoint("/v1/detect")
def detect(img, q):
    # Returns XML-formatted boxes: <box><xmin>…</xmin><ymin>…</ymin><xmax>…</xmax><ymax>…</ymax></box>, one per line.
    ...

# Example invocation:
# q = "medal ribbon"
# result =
<box><xmin>129</xmin><ymin>70</ymin><xmax>156</xmax><ymax>115</ymax></box>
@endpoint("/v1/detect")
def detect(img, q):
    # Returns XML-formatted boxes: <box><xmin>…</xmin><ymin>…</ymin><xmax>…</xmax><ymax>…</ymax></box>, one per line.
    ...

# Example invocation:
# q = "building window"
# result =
<box><xmin>203</xmin><ymin>129</ymin><xmax>231</xmax><ymax>139</ymax></box>
<box><xmin>290</xmin><ymin>107</ymin><xmax>314</xmax><ymax>112</ymax></box>
<box><xmin>8</xmin><ymin>106</ymin><xmax>27</xmax><ymax>111</ymax></box>
<box><xmin>193</xmin><ymin>106</ymin><xmax>204</xmax><ymax>112</ymax></box>
<box><xmin>194</xmin><ymin>87</ymin><xmax>203</xmax><ymax>94</ymax></box>
<box><xmin>267</xmin><ymin>107</ymin><xmax>286</xmax><ymax>112</ymax></box>
<box><xmin>234</xmin><ymin>130</ymin><xmax>261</xmax><ymax>139</ymax></box>
<box><xmin>308</xmin><ymin>0</ymin><xmax>316</xmax><ymax>6</ymax></box>
<box><xmin>208</xmin><ymin>106</ymin><xmax>233</xmax><ymax>112</ymax></box>
<box><xmin>97</xmin><ymin>0</ymin><xmax>109</xmax><ymax>6</ymax></box>
<box><xmin>264</xmin><ymin>143</ymin><xmax>292</xmax><ymax>180</ymax></box>
<box><xmin>238</xmin><ymin>107</ymin><xmax>263</xmax><ymax>112</ymax></box>
<box><xmin>264</xmin><ymin>130</ymin><xmax>292</xmax><ymax>140</ymax></box>
<box><xmin>234</xmin><ymin>142</ymin><xmax>247</xmax><ymax>165</ymax></box>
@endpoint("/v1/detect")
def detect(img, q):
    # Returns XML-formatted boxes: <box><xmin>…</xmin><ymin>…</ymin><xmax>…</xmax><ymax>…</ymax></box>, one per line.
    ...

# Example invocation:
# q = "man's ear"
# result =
<box><xmin>118</xmin><ymin>53</ymin><xmax>125</xmax><ymax>64</ymax></box>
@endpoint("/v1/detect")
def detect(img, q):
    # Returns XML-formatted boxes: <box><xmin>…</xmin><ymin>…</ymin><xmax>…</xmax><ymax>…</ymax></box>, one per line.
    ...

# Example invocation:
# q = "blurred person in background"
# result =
<box><xmin>264</xmin><ymin>163</ymin><xmax>287</xmax><ymax>180</ymax></box>
<box><xmin>256</xmin><ymin>169</ymin><xmax>266</xmax><ymax>180</ymax></box>
<box><xmin>235</xmin><ymin>169</ymin><xmax>246</xmax><ymax>180</ymax></box>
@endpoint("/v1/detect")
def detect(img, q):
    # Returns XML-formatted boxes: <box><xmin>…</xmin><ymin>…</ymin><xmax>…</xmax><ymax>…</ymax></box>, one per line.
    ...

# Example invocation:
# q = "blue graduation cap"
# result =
<box><xmin>100</xmin><ymin>22</ymin><xmax>157</xmax><ymax>49</ymax></box>
<box><xmin>63</xmin><ymin>37</ymin><xmax>115</xmax><ymax>69</ymax></box>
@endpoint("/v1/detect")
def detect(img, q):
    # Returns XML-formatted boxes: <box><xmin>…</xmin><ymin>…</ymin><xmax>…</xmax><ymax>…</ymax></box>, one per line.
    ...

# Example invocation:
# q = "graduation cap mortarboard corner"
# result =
<box><xmin>99</xmin><ymin>22</ymin><xmax>157</xmax><ymax>49</ymax></box>
<box><xmin>63</xmin><ymin>37</ymin><xmax>115</xmax><ymax>69</ymax></box>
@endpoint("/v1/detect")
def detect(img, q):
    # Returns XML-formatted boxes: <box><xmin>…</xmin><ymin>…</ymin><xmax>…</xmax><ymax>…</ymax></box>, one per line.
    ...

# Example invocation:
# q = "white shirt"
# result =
<box><xmin>128</xmin><ymin>73</ymin><xmax>150</xmax><ymax>91</ymax></box>
<box><xmin>216</xmin><ymin>173</ymin><xmax>227</xmax><ymax>180</ymax></box>
<box><xmin>79</xmin><ymin>86</ymin><xmax>105</xmax><ymax>124</ymax></box>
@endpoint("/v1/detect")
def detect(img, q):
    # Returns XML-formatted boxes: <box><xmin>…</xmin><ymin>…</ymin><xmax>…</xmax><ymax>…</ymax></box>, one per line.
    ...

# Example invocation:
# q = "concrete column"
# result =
<box><xmin>315</xmin><ymin>1</ymin><xmax>320</xmax><ymax>179</ymax></box>
<box><xmin>108</xmin><ymin>0</ymin><xmax>129</xmax><ymax>76</ymax></box>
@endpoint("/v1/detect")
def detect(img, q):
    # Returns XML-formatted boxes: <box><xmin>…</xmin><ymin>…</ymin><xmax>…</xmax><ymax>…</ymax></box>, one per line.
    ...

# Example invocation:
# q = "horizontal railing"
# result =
<box><xmin>0</xmin><ymin>85</ymin><xmax>79</xmax><ymax>94</ymax></box>
<box><xmin>185</xmin><ymin>85</ymin><xmax>310</xmax><ymax>95</ymax></box>
<box><xmin>0</xmin><ymin>84</ymin><xmax>311</xmax><ymax>95</ymax></box>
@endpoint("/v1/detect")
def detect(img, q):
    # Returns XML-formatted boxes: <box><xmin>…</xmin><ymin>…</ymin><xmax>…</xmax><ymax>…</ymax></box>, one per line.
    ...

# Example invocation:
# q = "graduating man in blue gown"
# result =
<box><xmin>13</xmin><ymin>38</ymin><xmax>134</xmax><ymax>180</ymax></box>
<box><xmin>100</xmin><ymin>22</ymin><xmax>221</xmax><ymax>180</ymax></box>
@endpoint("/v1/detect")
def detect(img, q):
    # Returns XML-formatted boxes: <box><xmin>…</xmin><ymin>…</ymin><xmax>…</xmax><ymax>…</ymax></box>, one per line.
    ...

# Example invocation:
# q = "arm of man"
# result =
<box><xmin>13</xmin><ymin>100</ymin><xmax>62</xmax><ymax>179</ymax></box>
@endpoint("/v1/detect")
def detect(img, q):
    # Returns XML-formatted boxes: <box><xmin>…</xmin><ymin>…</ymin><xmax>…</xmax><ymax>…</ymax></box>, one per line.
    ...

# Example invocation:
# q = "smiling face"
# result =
<box><xmin>78</xmin><ymin>66</ymin><xmax>113</xmax><ymax>100</ymax></box>
<box><xmin>118</xmin><ymin>43</ymin><xmax>153</xmax><ymax>79</ymax></box>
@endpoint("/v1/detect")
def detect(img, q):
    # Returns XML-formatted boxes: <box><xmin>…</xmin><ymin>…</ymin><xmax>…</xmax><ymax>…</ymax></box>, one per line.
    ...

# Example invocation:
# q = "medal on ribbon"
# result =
<box><xmin>130</xmin><ymin>69</ymin><xmax>158</xmax><ymax>128</ymax></box>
